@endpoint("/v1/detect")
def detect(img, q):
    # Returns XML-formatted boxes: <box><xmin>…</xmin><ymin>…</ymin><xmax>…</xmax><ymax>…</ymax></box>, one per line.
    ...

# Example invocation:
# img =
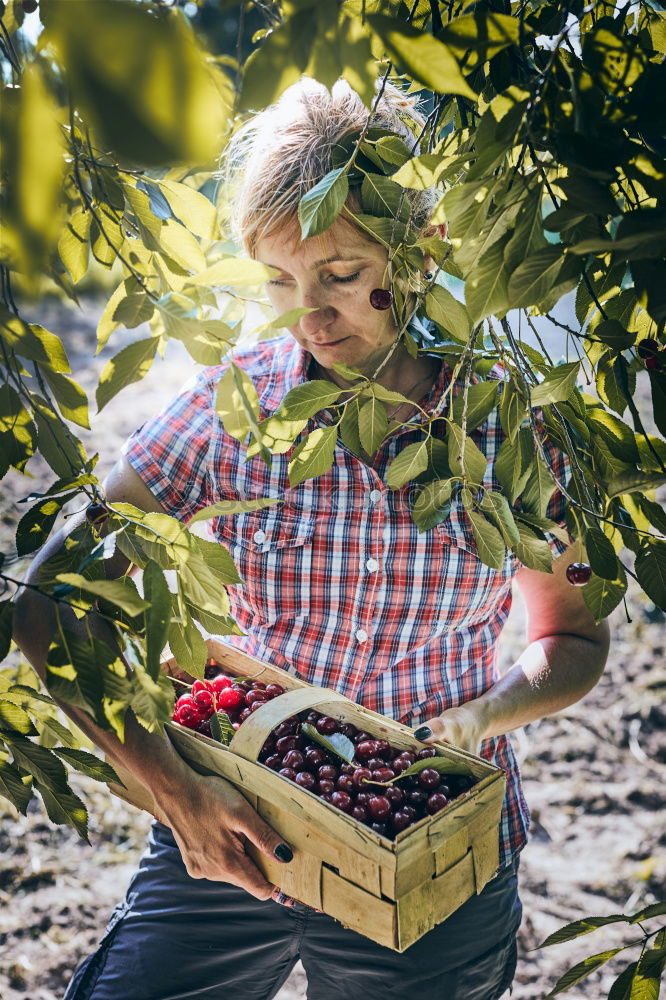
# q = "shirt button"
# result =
<box><xmin>253</xmin><ymin>530</ymin><xmax>267</xmax><ymax>544</ymax></box>
<box><xmin>369</xmin><ymin>489</ymin><xmax>382</xmax><ymax>503</ymax></box>
<box><xmin>365</xmin><ymin>558</ymin><xmax>379</xmax><ymax>573</ymax></box>
<box><xmin>355</xmin><ymin>628</ymin><xmax>369</xmax><ymax>643</ymax></box>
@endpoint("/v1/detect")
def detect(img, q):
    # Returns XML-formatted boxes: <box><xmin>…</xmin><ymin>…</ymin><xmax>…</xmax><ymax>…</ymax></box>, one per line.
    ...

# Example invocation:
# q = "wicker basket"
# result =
<box><xmin>109</xmin><ymin>638</ymin><xmax>506</xmax><ymax>952</ymax></box>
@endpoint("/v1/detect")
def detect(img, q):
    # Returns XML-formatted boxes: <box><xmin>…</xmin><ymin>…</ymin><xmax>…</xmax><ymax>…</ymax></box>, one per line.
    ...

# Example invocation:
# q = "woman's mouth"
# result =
<box><xmin>311</xmin><ymin>336</ymin><xmax>350</xmax><ymax>348</ymax></box>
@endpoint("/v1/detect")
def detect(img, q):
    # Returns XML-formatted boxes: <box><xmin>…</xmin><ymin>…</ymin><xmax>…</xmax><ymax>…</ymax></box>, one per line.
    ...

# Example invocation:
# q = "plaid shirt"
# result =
<box><xmin>122</xmin><ymin>334</ymin><xmax>570</xmax><ymax>869</ymax></box>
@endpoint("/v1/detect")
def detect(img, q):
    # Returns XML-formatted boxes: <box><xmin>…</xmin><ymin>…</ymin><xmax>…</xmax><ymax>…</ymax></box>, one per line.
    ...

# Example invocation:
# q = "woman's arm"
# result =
<box><xmin>415</xmin><ymin>545</ymin><xmax>611</xmax><ymax>752</ymax></box>
<box><xmin>12</xmin><ymin>457</ymin><xmax>292</xmax><ymax>896</ymax></box>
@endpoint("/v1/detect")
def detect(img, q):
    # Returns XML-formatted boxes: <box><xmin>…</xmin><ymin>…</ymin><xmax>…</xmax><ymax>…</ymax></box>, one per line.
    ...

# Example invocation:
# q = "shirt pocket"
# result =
<box><xmin>433</xmin><ymin>500</ymin><xmax>512</xmax><ymax>630</ymax></box>
<box><xmin>216</xmin><ymin>508</ymin><xmax>315</xmax><ymax>626</ymax></box>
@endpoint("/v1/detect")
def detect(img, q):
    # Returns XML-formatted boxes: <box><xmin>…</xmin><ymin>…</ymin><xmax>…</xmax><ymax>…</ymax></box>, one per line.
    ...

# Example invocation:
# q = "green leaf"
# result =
<box><xmin>450</xmin><ymin>382</ymin><xmax>498</xmax><ymax>432</ymax></box>
<box><xmin>0</xmin><ymin>601</ymin><xmax>14</xmax><ymax>663</ymax></box>
<box><xmin>608</xmin><ymin>962</ymin><xmax>638</xmax><ymax>1000</ymax></box>
<box><xmin>193</xmin><ymin>536</ymin><xmax>242</xmax><ymax>587</ymax></box>
<box><xmin>278</xmin><ymin>380</ymin><xmax>342</xmax><ymax>421</ymax></box>
<box><xmin>464</xmin><ymin>238</ymin><xmax>510</xmax><ymax>325</ymax></box>
<box><xmin>520</xmin><ymin>454</ymin><xmax>558</xmax><ymax>519</ymax></box>
<box><xmin>130</xmin><ymin>662</ymin><xmax>175</xmax><ymax>735</ymax></box>
<box><xmin>0</xmin><ymin>758</ymin><xmax>32</xmax><ymax>814</ymax></box>
<box><xmin>58</xmin><ymin>207</ymin><xmax>91</xmax><ymax>284</ymax></box>
<box><xmin>630</xmin><ymin>902</ymin><xmax>666</xmax><ymax>923</ymax></box>
<box><xmin>8</xmin><ymin>735</ymin><xmax>69</xmax><ymax>791</ymax></box>
<box><xmin>209</xmin><ymin>711</ymin><xmax>235</xmax><ymax>746</ymax></box>
<box><xmin>582</xmin><ymin>567</ymin><xmax>628</xmax><ymax>622</ymax></box>
<box><xmin>39</xmin><ymin>716</ymin><xmax>80</xmax><ymax>750</ymax></box>
<box><xmin>143</xmin><ymin>561</ymin><xmax>172</xmax><ymax>682</ymax></box>
<box><xmin>508</xmin><ymin>246</ymin><xmax>571</xmax><ymax>309</ymax></box>
<box><xmin>358</xmin><ymin>397</ymin><xmax>389</xmax><ymax>454</ymax></box>
<box><xmin>608</xmin><ymin>471</ymin><xmax>666</xmax><ymax>499</ymax></box>
<box><xmin>288</xmin><ymin>426</ymin><xmax>337</xmax><ymax>488</ymax></box>
<box><xmin>389</xmin><ymin>755</ymin><xmax>472</xmax><ymax>782</ymax></box>
<box><xmin>367</xmin><ymin>15</ymin><xmax>477</xmax><ymax>100</ymax></box>
<box><xmin>385</xmin><ymin>439</ymin><xmax>429</xmax><ymax>489</ymax></box>
<box><xmin>167</xmin><ymin>619</ymin><xmax>207</xmax><ymax>680</ymax></box>
<box><xmin>467</xmin><ymin>510</ymin><xmax>506</xmax><ymax>569</ymax></box>
<box><xmin>35</xmin><ymin>779</ymin><xmax>89</xmax><ymax>842</ymax></box>
<box><xmin>186</xmin><ymin>258</ymin><xmax>276</xmax><ymax>288</ymax></box>
<box><xmin>635</xmin><ymin>541</ymin><xmax>666</xmax><ymax>610</ymax></box>
<box><xmin>480</xmin><ymin>491</ymin><xmax>520</xmax><ymax>546</ymax></box>
<box><xmin>301</xmin><ymin>723</ymin><xmax>355</xmax><ymax>764</ymax></box>
<box><xmin>412</xmin><ymin>479</ymin><xmax>454</xmax><ymax>532</ymax></box>
<box><xmin>43</xmin><ymin>370</ymin><xmax>90</xmax><ymax>429</ymax></box>
<box><xmin>530</xmin><ymin>363</ymin><xmax>580</xmax><ymax>408</ymax></box>
<box><xmin>546</xmin><ymin>949</ymin><xmax>624</xmax><ymax>997</ymax></box>
<box><xmin>55</xmin><ymin>574</ymin><xmax>150</xmax><ymax>616</ymax></box>
<box><xmin>585</xmin><ymin>526</ymin><xmax>619</xmax><ymax>581</ymax></box>
<box><xmin>631</xmin><ymin>940</ymin><xmax>666</xmax><ymax>1000</ymax></box>
<box><xmin>51</xmin><ymin>748</ymin><xmax>123</xmax><ymax>786</ymax></box>
<box><xmin>425</xmin><ymin>283</ymin><xmax>471</xmax><ymax>343</ymax></box>
<box><xmin>361</xmin><ymin>173</ymin><xmax>408</xmax><ymax>220</ymax></box>
<box><xmin>392</xmin><ymin>153</ymin><xmax>445</xmax><ymax>190</ymax></box>
<box><xmin>215</xmin><ymin>364</ymin><xmax>261</xmax><ymax>444</ymax></box>
<box><xmin>155</xmin><ymin>179</ymin><xmax>218</xmax><ymax>240</ymax></box>
<box><xmin>447</xmin><ymin>423</ymin><xmax>488</xmax><ymax>484</ymax></box>
<box><xmin>1</xmin><ymin>315</ymin><xmax>71</xmax><ymax>373</ymax></box>
<box><xmin>0</xmin><ymin>382</ymin><xmax>36</xmax><ymax>476</ymax></box>
<box><xmin>512</xmin><ymin>522</ymin><xmax>554</xmax><ymax>572</ymax></box>
<box><xmin>96</xmin><ymin>336</ymin><xmax>160</xmax><ymax>411</ymax></box>
<box><xmin>16</xmin><ymin>497</ymin><xmax>65</xmax><ymax>557</ymax></box>
<box><xmin>439</xmin><ymin>11</ymin><xmax>520</xmax><ymax>68</ymax></box>
<box><xmin>298</xmin><ymin>168</ymin><xmax>350</xmax><ymax>240</ymax></box>
<box><xmin>0</xmin><ymin>700</ymin><xmax>37</xmax><ymax>736</ymax></box>
<box><xmin>595</xmin><ymin>319</ymin><xmax>635</xmax><ymax>351</ymax></box>
<box><xmin>499</xmin><ymin>382</ymin><xmax>528</xmax><ymax>443</ymax></box>
<box><xmin>239</xmin><ymin>9</ymin><xmax>316</xmax><ymax>112</ymax></box>
<box><xmin>540</xmin><ymin>914</ymin><xmax>628</xmax><ymax>949</ymax></box>
<box><xmin>188</xmin><ymin>496</ymin><xmax>280</xmax><ymax>525</ymax></box>
<box><xmin>96</xmin><ymin>277</ymin><xmax>137</xmax><ymax>353</ymax></box>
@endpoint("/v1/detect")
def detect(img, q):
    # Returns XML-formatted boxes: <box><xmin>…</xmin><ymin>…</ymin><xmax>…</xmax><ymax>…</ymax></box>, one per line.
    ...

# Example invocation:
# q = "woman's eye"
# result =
<box><xmin>267</xmin><ymin>278</ymin><xmax>291</xmax><ymax>286</ymax></box>
<box><xmin>332</xmin><ymin>271</ymin><xmax>360</xmax><ymax>284</ymax></box>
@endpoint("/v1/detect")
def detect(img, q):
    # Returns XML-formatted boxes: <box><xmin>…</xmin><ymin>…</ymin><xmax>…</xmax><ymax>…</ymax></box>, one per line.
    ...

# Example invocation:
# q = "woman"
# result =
<box><xmin>15</xmin><ymin>79</ymin><xmax>609</xmax><ymax>1000</ymax></box>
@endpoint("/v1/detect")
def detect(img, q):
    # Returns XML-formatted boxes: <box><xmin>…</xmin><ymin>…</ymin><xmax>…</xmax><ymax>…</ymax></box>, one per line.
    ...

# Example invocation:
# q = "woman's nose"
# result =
<box><xmin>298</xmin><ymin>290</ymin><xmax>336</xmax><ymax>336</ymax></box>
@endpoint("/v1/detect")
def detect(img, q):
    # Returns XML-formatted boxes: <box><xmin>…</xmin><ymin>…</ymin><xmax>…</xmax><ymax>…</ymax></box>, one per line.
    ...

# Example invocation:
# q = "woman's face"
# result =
<box><xmin>254</xmin><ymin>217</ymin><xmax>399</xmax><ymax>374</ymax></box>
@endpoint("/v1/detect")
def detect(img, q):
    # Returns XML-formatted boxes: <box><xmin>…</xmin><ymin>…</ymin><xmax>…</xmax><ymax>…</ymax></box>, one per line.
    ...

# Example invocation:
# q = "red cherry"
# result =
<box><xmin>175</xmin><ymin>694</ymin><xmax>196</xmax><ymax>709</ymax></box>
<box><xmin>426</xmin><ymin>792</ymin><xmax>449</xmax><ymax>814</ymax></box>
<box><xmin>192</xmin><ymin>679</ymin><xmax>212</xmax><ymax>695</ymax></box>
<box><xmin>355</xmin><ymin>792</ymin><xmax>371</xmax><ymax>808</ymax></box>
<box><xmin>367</xmin><ymin>796</ymin><xmax>392</xmax><ymax>821</ymax></box>
<box><xmin>407</xmin><ymin>788</ymin><xmax>428</xmax><ymax>809</ymax></box>
<box><xmin>318</xmin><ymin>764</ymin><xmax>338</xmax><ymax>782</ymax></box>
<box><xmin>353</xmin><ymin>731</ymin><xmax>373</xmax><ymax>744</ymax></box>
<box><xmin>396</xmin><ymin>751</ymin><xmax>417</xmax><ymax>766</ymax></box>
<box><xmin>355</xmin><ymin>740</ymin><xmax>380</xmax><ymax>761</ymax></box>
<box><xmin>417</xmin><ymin>747</ymin><xmax>438</xmax><ymax>760</ymax></box>
<box><xmin>23</xmin><ymin>1</ymin><xmax>39</xmax><ymax>15</ymax></box>
<box><xmin>210</xmin><ymin>675</ymin><xmax>233</xmax><ymax>694</ymax></box>
<box><xmin>193</xmin><ymin>690</ymin><xmax>214</xmax><ymax>716</ymax></box>
<box><xmin>338</xmin><ymin>723</ymin><xmax>357</xmax><ymax>738</ymax></box>
<box><xmin>336</xmin><ymin>774</ymin><xmax>355</xmax><ymax>794</ymax></box>
<box><xmin>304</xmin><ymin>748</ymin><xmax>326</xmax><ymax>768</ymax></box>
<box><xmin>265</xmin><ymin>755</ymin><xmax>282</xmax><ymax>771</ymax></box>
<box><xmin>386</xmin><ymin>786</ymin><xmax>405</xmax><ymax>808</ymax></box>
<box><xmin>85</xmin><ymin>501</ymin><xmax>108</xmax><ymax>526</ymax></box>
<box><xmin>340</xmin><ymin>763</ymin><xmax>356</xmax><ymax>775</ymax></box>
<box><xmin>250</xmin><ymin>700</ymin><xmax>266</xmax><ymax>712</ymax></box>
<box><xmin>351</xmin><ymin>804</ymin><xmax>369</xmax><ymax>822</ymax></box>
<box><xmin>265</xmin><ymin>683</ymin><xmax>285</xmax><ymax>698</ymax></box>
<box><xmin>372</xmin><ymin>767</ymin><xmax>395</xmax><ymax>783</ymax></box>
<box><xmin>646</xmin><ymin>354</ymin><xmax>660</xmax><ymax>371</ymax></box>
<box><xmin>391</xmin><ymin>810</ymin><xmax>412</xmax><ymax>833</ymax></box>
<box><xmin>330</xmin><ymin>791</ymin><xmax>352</xmax><ymax>813</ymax></box>
<box><xmin>369</xmin><ymin>288</ymin><xmax>392</xmax><ymax>310</ymax></box>
<box><xmin>318</xmin><ymin>779</ymin><xmax>335</xmax><ymax>795</ymax></box>
<box><xmin>351</xmin><ymin>767</ymin><xmax>373</xmax><ymax>790</ymax></box>
<box><xmin>176</xmin><ymin>704</ymin><xmax>203</xmax><ymax>728</ymax></box>
<box><xmin>315</xmin><ymin>716</ymin><xmax>338</xmax><ymax>736</ymax></box>
<box><xmin>275</xmin><ymin>720</ymin><xmax>298</xmax><ymax>738</ymax></box>
<box><xmin>283</xmin><ymin>750</ymin><xmax>305</xmax><ymax>770</ymax></box>
<box><xmin>418</xmin><ymin>768</ymin><xmax>441</xmax><ymax>790</ymax></box>
<box><xmin>246</xmin><ymin>689</ymin><xmax>269</xmax><ymax>706</ymax></box>
<box><xmin>238</xmin><ymin>707</ymin><xmax>252</xmax><ymax>722</ymax></box>
<box><xmin>374</xmin><ymin>739</ymin><xmax>392</xmax><ymax>759</ymax></box>
<box><xmin>565</xmin><ymin>562</ymin><xmax>592</xmax><ymax>586</ymax></box>
<box><xmin>217</xmin><ymin>687</ymin><xmax>245</xmax><ymax>712</ymax></box>
<box><xmin>276</xmin><ymin>735</ymin><xmax>299</xmax><ymax>755</ymax></box>
<box><xmin>278</xmin><ymin>767</ymin><xmax>297</xmax><ymax>781</ymax></box>
<box><xmin>295</xmin><ymin>771</ymin><xmax>317</xmax><ymax>791</ymax></box>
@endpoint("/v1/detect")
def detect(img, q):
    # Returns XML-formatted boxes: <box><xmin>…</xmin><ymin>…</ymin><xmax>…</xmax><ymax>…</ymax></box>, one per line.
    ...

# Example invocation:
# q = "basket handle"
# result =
<box><xmin>228</xmin><ymin>687</ymin><xmax>349</xmax><ymax>762</ymax></box>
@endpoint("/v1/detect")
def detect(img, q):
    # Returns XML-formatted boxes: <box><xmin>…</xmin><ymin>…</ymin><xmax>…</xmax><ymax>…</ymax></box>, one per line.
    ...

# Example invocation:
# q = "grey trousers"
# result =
<box><xmin>64</xmin><ymin>820</ymin><xmax>521</xmax><ymax>1000</ymax></box>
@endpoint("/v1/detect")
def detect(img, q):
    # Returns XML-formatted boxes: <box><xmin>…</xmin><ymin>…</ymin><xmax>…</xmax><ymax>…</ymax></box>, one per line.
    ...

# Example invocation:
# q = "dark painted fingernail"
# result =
<box><xmin>414</xmin><ymin>726</ymin><xmax>432</xmax><ymax>740</ymax></box>
<box><xmin>274</xmin><ymin>843</ymin><xmax>293</xmax><ymax>863</ymax></box>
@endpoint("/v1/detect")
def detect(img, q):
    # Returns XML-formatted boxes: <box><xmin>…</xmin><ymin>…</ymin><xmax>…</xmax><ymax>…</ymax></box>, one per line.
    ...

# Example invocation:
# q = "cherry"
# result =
<box><xmin>374</xmin><ymin>739</ymin><xmax>392</xmax><ymax>759</ymax></box>
<box><xmin>278</xmin><ymin>767</ymin><xmax>297</xmax><ymax>781</ymax></box>
<box><xmin>276</xmin><ymin>735</ymin><xmax>299</xmax><ymax>754</ymax></box>
<box><xmin>340</xmin><ymin>763</ymin><xmax>356</xmax><ymax>775</ymax></box>
<box><xmin>391</xmin><ymin>810</ymin><xmax>412</xmax><ymax>833</ymax></box>
<box><xmin>353</xmin><ymin>731</ymin><xmax>373</xmax><ymax>744</ymax></box>
<box><xmin>318</xmin><ymin>779</ymin><xmax>335</xmax><ymax>796</ymax></box>
<box><xmin>85</xmin><ymin>501</ymin><xmax>109</xmax><ymax>526</ymax></box>
<box><xmin>175</xmin><ymin>694</ymin><xmax>196</xmax><ymax>709</ymax></box>
<box><xmin>369</xmin><ymin>288</ymin><xmax>392</xmax><ymax>310</ymax></box>
<box><xmin>418</xmin><ymin>768</ymin><xmax>441</xmax><ymax>790</ymax></box>
<box><xmin>426</xmin><ymin>792</ymin><xmax>449</xmax><ymax>814</ymax></box>
<box><xmin>305</xmin><ymin>711</ymin><xmax>320</xmax><ymax>723</ymax></box>
<box><xmin>246</xmin><ymin>689</ymin><xmax>269</xmax><ymax>706</ymax></box>
<box><xmin>638</xmin><ymin>337</ymin><xmax>659</xmax><ymax>360</ymax></box>
<box><xmin>336</xmin><ymin>774</ymin><xmax>355</xmax><ymax>794</ymax></box>
<box><xmin>320</xmin><ymin>793</ymin><xmax>334</xmax><ymax>804</ymax></box>
<box><xmin>396</xmin><ymin>750</ymin><xmax>417</xmax><ymax>766</ymax></box>
<box><xmin>176</xmin><ymin>704</ymin><xmax>203</xmax><ymax>728</ymax></box>
<box><xmin>217</xmin><ymin>687</ymin><xmax>245</xmax><ymax>712</ymax></box>
<box><xmin>304</xmin><ymin>747</ymin><xmax>326</xmax><ymax>768</ymax></box>
<box><xmin>407</xmin><ymin>789</ymin><xmax>428</xmax><ymax>809</ymax></box>
<box><xmin>338</xmin><ymin>723</ymin><xmax>357</xmax><ymax>738</ymax></box>
<box><xmin>566</xmin><ymin>562</ymin><xmax>592</xmax><ymax>586</ymax></box>
<box><xmin>355</xmin><ymin>792</ymin><xmax>371</xmax><ymax>808</ymax></box>
<box><xmin>265</xmin><ymin>755</ymin><xmax>282</xmax><ymax>771</ymax></box>
<box><xmin>191</xmin><ymin>679</ymin><xmax>212</xmax><ymax>695</ymax></box>
<box><xmin>355</xmin><ymin>740</ymin><xmax>380</xmax><ymax>761</ymax></box>
<box><xmin>282</xmin><ymin>750</ymin><xmax>305</xmax><ymax>770</ymax></box>
<box><xmin>210</xmin><ymin>675</ymin><xmax>233</xmax><ymax>694</ymax></box>
<box><xmin>193</xmin><ymin>690</ymin><xmax>214</xmax><ymax>715</ymax></box>
<box><xmin>238</xmin><ymin>707</ymin><xmax>252</xmax><ymax>722</ymax></box>
<box><xmin>370</xmin><ymin>821</ymin><xmax>388</xmax><ymax>836</ymax></box>
<box><xmin>315</xmin><ymin>716</ymin><xmax>338</xmax><ymax>735</ymax></box>
<box><xmin>401</xmin><ymin>805</ymin><xmax>417</xmax><ymax>822</ymax></box>
<box><xmin>295</xmin><ymin>771</ymin><xmax>317</xmax><ymax>791</ymax></box>
<box><xmin>367</xmin><ymin>796</ymin><xmax>392</xmax><ymax>821</ymax></box>
<box><xmin>391</xmin><ymin>757</ymin><xmax>410</xmax><ymax>774</ymax></box>
<box><xmin>372</xmin><ymin>767</ymin><xmax>395</xmax><ymax>783</ymax></box>
<box><xmin>318</xmin><ymin>764</ymin><xmax>338</xmax><ymax>782</ymax></box>
<box><xmin>646</xmin><ymin>354</ymin><xmax>660</xmax><ymax>371</ymax></box>
<box><xmin>385</xmin><ymin>786</ymin><xmax>405</xmax><ymax>808</ymax></box>
<box><xmin>351</xmin><ymin>767</ymin><xmax>373</xmax><ymax>790</ymax></box>
<box><xmin>351</xmin><ymin>804</ymin><xmax>369</xmax><ymax>822</ymax></box>
<box><xmin>250</xmin><ymin>700</ymin><xmax>267</xmax><ymax>712</ymax></box>
<box><xmin>236</xmin><ymin>680</ymin><xmax>254</xmax><ymax>691</ymax></box>
<box><xmin>196</xmin><ymin>719</ymin><xmax>212</xmax><ymax>738</ymax></box>
<box><xmin>23</xmin><ymin>1</ymin><xmax>39</xmax><ymax>15</ymax></box>
<box><xmin>275</xmin><ymin>720</ymin><xmax>297</xmax><ymax>738</ymax></box>
<box><xmin>331</xmin><ymin>791</ymin><xmax>352</xmax><ymax>813</ymax></box>
<box><xmin>417</xmin><ymin>747</ymin><xmax>438</xmax><ymax>760</ymax></box>
<box><xmin>265</xmin><ymin>683</ymin><xmax>285</xmax><ymax>697</ymax></box>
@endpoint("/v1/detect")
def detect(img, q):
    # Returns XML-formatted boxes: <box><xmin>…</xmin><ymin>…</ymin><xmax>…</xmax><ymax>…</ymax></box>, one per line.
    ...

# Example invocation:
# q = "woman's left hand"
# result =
<box><xmin>413</xmin><ymin>701</ymin><xmax>489</xmax><ymax>754</ymax></box>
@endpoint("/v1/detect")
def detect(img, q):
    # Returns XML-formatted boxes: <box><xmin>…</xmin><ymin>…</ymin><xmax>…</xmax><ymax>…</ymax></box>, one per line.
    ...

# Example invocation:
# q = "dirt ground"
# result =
<box><xmin>1</xmin><ymin>296</ymin><xmax>664</xmax><ymax>1000</ymax></box>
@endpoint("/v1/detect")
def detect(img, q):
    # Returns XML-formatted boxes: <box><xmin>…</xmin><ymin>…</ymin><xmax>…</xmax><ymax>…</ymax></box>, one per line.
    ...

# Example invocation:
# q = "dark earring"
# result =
<box><xmin>369</xmin><ymin>288</ymin><xmax>392</xmax><ymax>310</ymax></box>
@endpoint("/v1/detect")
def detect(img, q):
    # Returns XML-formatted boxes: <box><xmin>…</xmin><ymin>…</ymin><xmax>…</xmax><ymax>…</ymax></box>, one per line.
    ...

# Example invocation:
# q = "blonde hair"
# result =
<box><xmin>220</xmin><ymin>77</ymin><xmax>437</xmax><ymax>255</ymax></box>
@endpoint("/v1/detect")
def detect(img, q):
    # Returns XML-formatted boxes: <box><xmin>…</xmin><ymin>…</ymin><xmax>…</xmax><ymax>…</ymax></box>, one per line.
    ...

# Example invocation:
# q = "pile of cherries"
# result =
<box><xmin>171</xmin><ymin>663</ymin><xmax>475</xmax><ymax>840</ymax></box>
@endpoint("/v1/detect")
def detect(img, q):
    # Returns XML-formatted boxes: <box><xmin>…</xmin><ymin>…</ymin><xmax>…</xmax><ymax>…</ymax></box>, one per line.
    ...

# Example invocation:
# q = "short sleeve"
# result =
<box><xmin>120</xmin><ymin>368</ymin><xmax>217</xmax><ymax>522</ymax></box>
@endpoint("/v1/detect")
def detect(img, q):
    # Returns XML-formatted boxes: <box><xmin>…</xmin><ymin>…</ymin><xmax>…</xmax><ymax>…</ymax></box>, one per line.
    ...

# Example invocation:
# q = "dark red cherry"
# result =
<box><xmin>238</xmin><ymin>707</ymin><xmax>252</xmax><ymax>722</ymax></box>
<box><xmin>352</xmin><ymin>767</ymin><xmax>373</xmax><ymax>790</ymax></box>
<box><xmin>370</xmin><ymin>821</ymin><xmax>388</xmax><ymax>835</ymax></box>
<box><xmin>295</xmin><ymin>771</ymin><xmax>317</xmax><ymax>791</ymax></box>
<box><xmin>386</xmin><ymin>786</ymin><xmax>405</xmax><ymax>808</ymax></box>
<box><xmin>265</xmin><ymin>683</ymin><xmax>285</xmax><ymax>698</ymax></box>
<box><xmin>315</xmin><ymin>716</ymin><xmax>338</xmax><ymax>736</ymax></box>
<box><xmin>374</xmin><ymin>739</ymin><xmax>392</xmax><ymax>759</ymax></box>
<box><xmin>340</xmin><ymin>763</ymin><xmax>356</xmax><ymax>775</ymax></box>
<box><xmin>23</xmin><ymin>0</ymin><xmax>39</xmax><ymax>11</ymax></box>
<box><xmin>318</xmin><ymin>779</ymin><xmax>335</xmax><ymax>795</ymax></box>
<box><xmin>331</xmin><ymin>790</ymin><xmax>352</xmax><ymax>813</ymax></box>
<box><xmin>565</xmin><ymin>562</ymin><xmax>592</xmax><ymax>586</ymax></box>
<box><xmin>336</xmin><ymin>774</ymin><xmax>355</xmax><ymax>794</ymax></box>
<box><xmin>276</xmin><ymin>735</ymin><xmax>299</xmax><ymax>754</ymax></box>
<box><xmin>407</xmin><ymin>789</ymin><xmax>428</xmax><ymax>809</ymax></box>
<box><xmin>282</xmin><ymin>749</ymin><xmax>305</xmax><ymax>770</ymax></box>
<box><xmin>85</xmin><ymin>501</ymin><xmax>109</xmax><ymax>526</ymax></box>
<box><xmin>369</xmin><ymin>288</ymin><xmax>392</xmax><ymax>310</ymax></box>
<box><xmin>426</xmin><ymin>792</ymin><xmax>449</xmax><ymax>814</ymax></box>
<box><xmin>338</xmin><ymin>723</ymin><xmax>357</xmax><ymax>738</ymax></box>
<box><xmin>638</xmin><ymin>337</ymin><xmax>659</xmax><ymax>360</ymax></box>
<box><xmin>391</xmin><ymin>810</ymin><xmax>412</xmax><ymax>833</ymax></box>
<box><xmin>367</xmin><ymin>796</ymin><xmax>392</xmax><ymax>821</ymax></box>
<box><xmin>265</xmin><ymin>754</ymin><xmax>282</xmax><ymax>771</ymax></box>
<box><xmin>353</xmin><ymin>731</ymin><xmax>373</xmax><ymax>744</ymax></box>
<box><xmin>278</xmin><ymin>767</ymin><xmax>297</xmax><ymax>781</ymax></box>
<box><xmin>355</xmin><ymin>740</ymin><xmax>380</xmax><ymax>761</ymax></box>
<box><xmin>372</xmin><ymin>767</ymin><xmax>395</xmax><ymax>783</ymax></box>
<box><xmin>246</xmin><ymin>689</ymin><xmax>269</xmax><ymax>706</ymax></box>
<box><xmin>318</xmin><ymin>764</ymin><xmax>338</xmax><ymax>782</ymax></box>
<box><xmin>417</xmin><ymin>747</ymin><xmax>438</xmax><ymax>760</ymax></box>
<box><xmin>418</xmin><ymin>768</ymin><xmax>441</xmax><ymax>790</ymax></box>
<box><xmin>355</xmin><ymin>792</ymin><xmax>371</xmax><ymax>808</ymax></box>
<box><xmin>304</xmin><ymin>747</ymin><xmax>326</xmax><ymax>768</ymax></box>
<box><xmin>351</xmin><ymin>804</ymin><xmax>369</xmax><ymax>822</ymax></box>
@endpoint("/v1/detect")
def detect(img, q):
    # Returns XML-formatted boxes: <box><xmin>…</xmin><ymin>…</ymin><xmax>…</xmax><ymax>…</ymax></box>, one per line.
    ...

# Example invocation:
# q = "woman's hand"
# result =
<box><xmin>152</xmin><ymin>769</ymin><xmax>293</xmax><ymax>901</ymax></box>
<box><xmin>413</xmin><ymin>701</ymin><xmax>489</xmax><ymax>754</ymax></box>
